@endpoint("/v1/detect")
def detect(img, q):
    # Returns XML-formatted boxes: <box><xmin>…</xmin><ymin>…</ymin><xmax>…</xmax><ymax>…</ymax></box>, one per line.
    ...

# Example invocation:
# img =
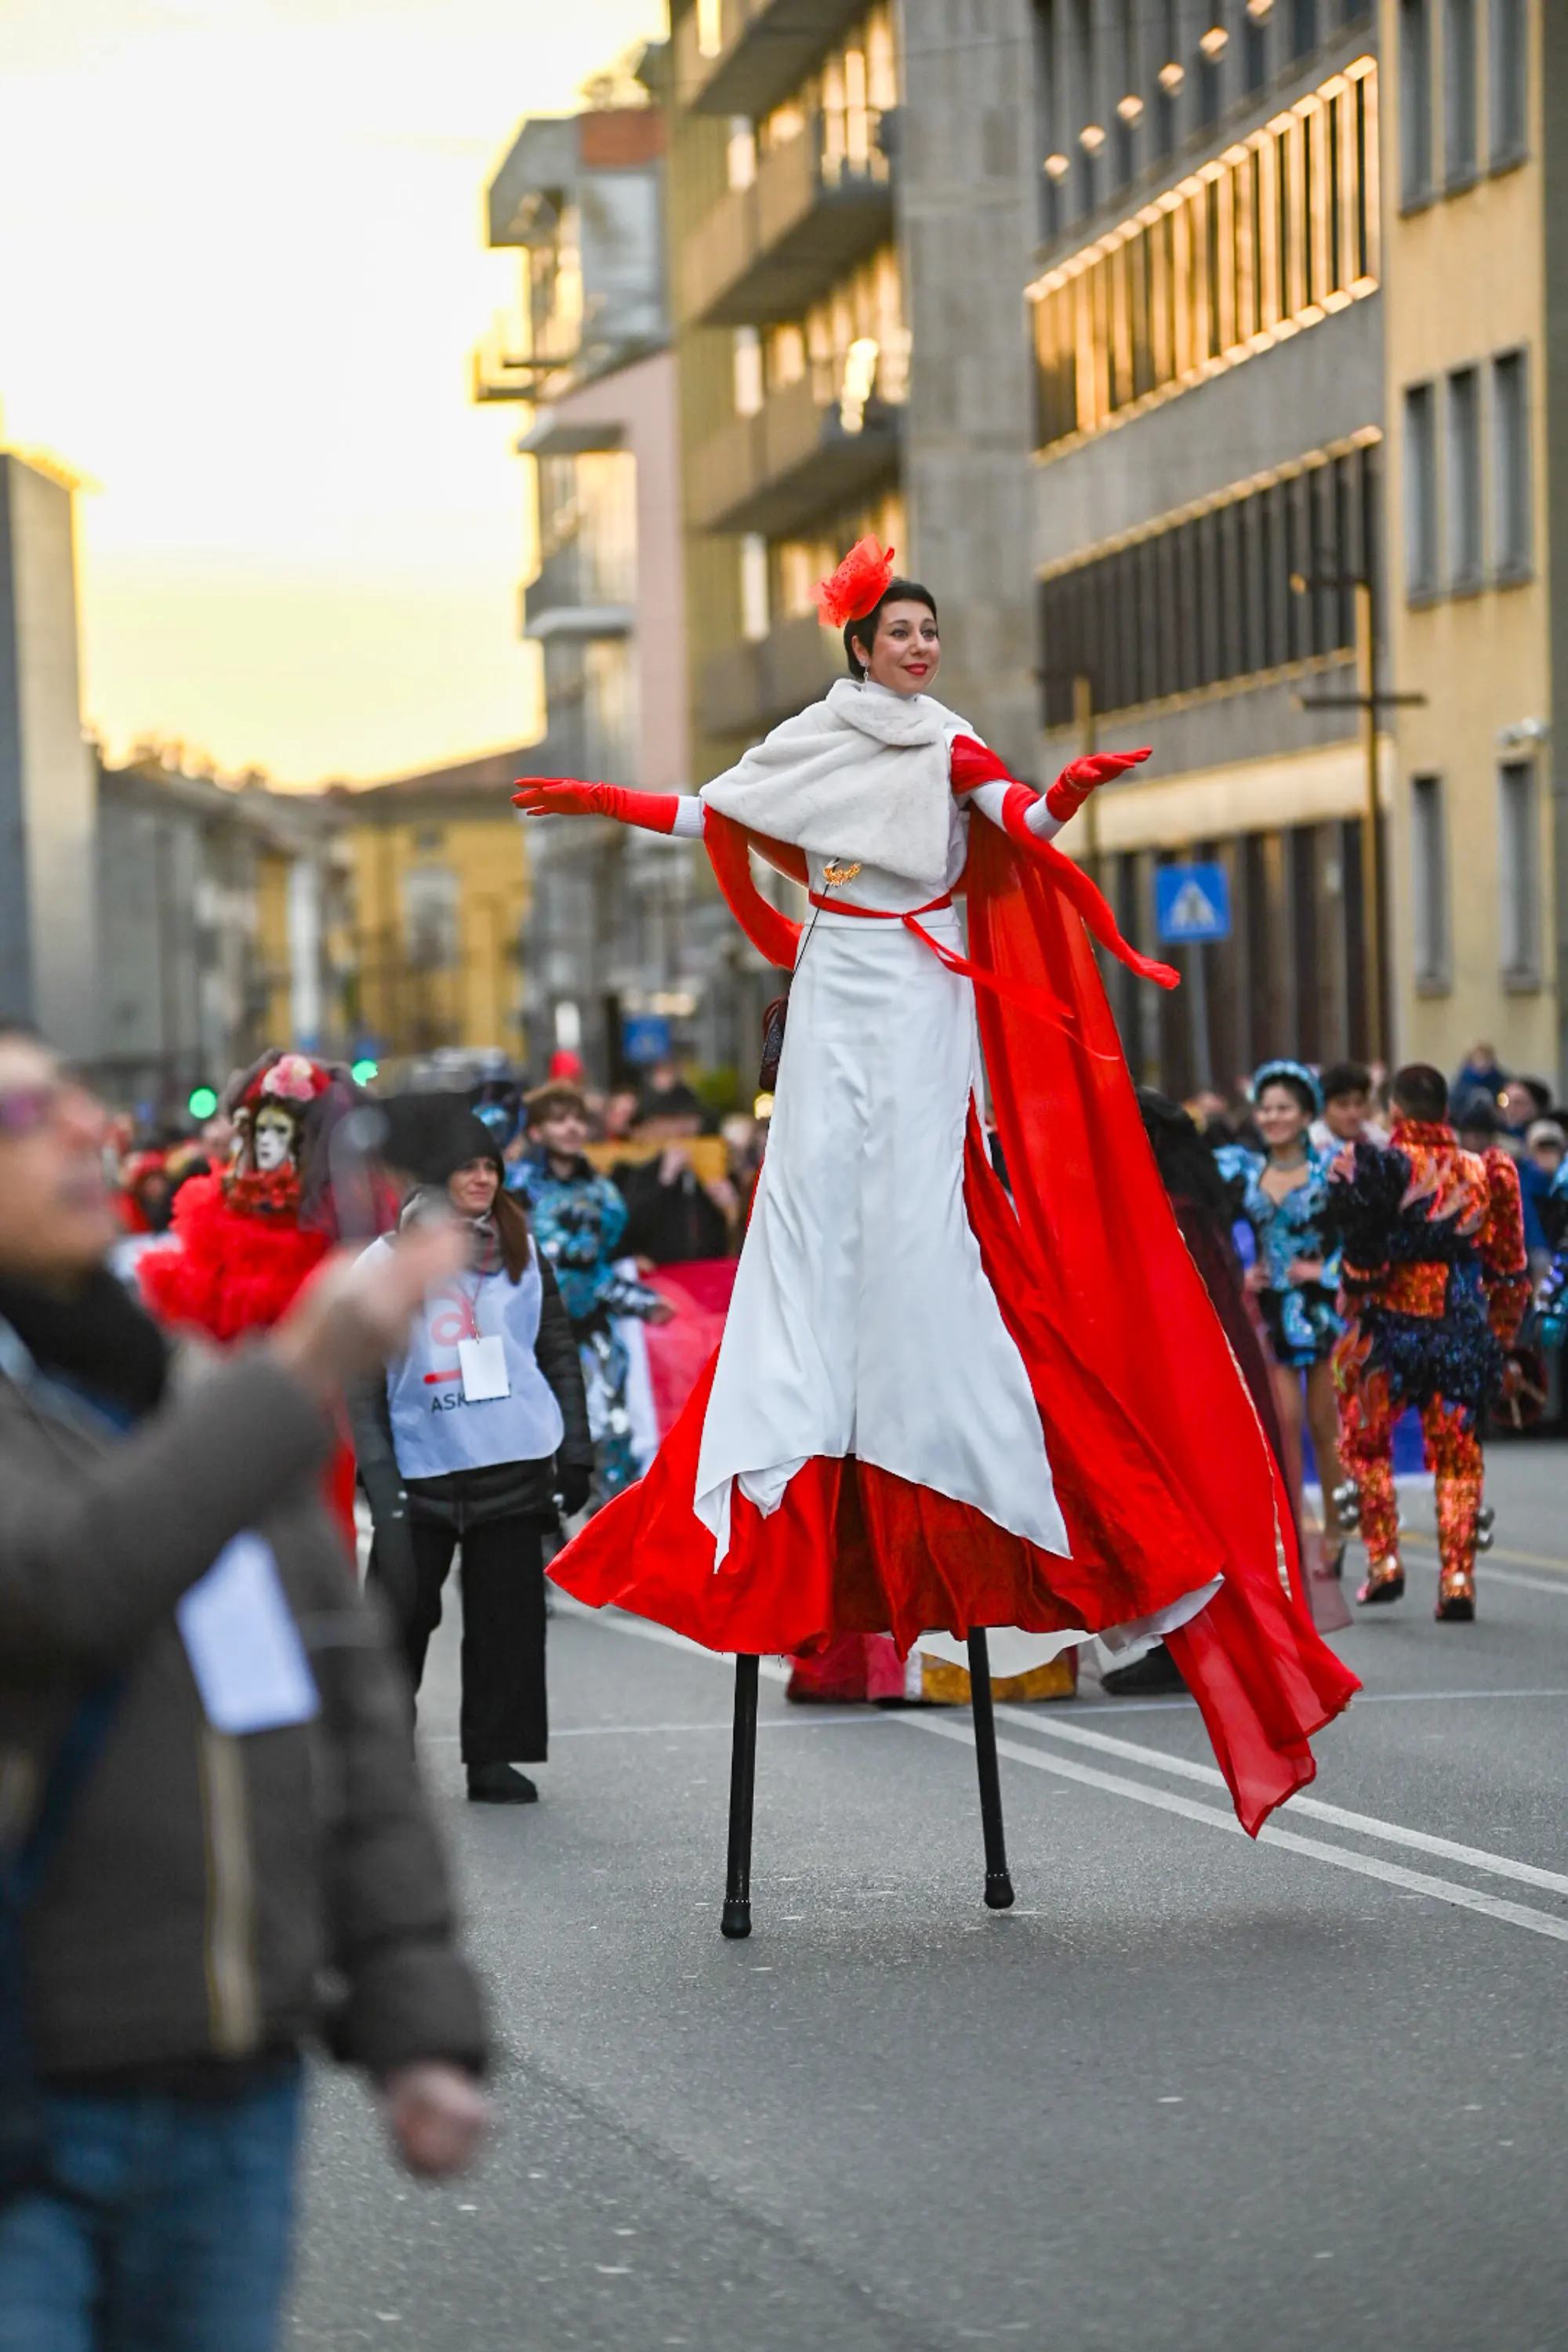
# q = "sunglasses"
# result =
<box><xmin>0</xmin><ymin>1080</ymin><xmax>94</xmax><ymax>1139</ymax></box>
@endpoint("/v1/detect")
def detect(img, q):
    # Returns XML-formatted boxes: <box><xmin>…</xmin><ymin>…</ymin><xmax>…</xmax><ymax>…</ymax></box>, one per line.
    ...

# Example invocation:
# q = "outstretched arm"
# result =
<box><xmin>512</xmin><ymin>778</ymin><xmax>705</xmax><ymax>838</ymax></box>
<box><xmin>949</xmin><ymin>735</ymin><xmax>1151</xmax><ymax>848</ymax></box>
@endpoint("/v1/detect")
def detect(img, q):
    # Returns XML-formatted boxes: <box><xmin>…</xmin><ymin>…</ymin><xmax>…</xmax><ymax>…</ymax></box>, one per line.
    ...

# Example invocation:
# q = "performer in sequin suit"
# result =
<box><xmin>1327</xmin><ymin>1063</ymin><xmax>1528</xmax><ymax>1621</ymax></box>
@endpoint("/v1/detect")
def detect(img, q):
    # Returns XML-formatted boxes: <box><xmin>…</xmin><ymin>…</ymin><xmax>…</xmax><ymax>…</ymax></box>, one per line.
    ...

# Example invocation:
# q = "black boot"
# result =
<box><xmin>1100</xmin><ymin>1644</ymin><xmax>1186</xmax><ymax>1696</ymax></box>
<box><xmin>466</xmin><ymin>1762</ymin><xmax>539</xmax><ymax>1804</ymax></box>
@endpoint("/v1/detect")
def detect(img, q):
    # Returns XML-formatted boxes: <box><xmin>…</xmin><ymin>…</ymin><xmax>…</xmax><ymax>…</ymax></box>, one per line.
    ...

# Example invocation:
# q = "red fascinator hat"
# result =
<box><xmin>814</xmin><ymin>535</ymin><xmax>896</xmax><ymax>630</ymax></box>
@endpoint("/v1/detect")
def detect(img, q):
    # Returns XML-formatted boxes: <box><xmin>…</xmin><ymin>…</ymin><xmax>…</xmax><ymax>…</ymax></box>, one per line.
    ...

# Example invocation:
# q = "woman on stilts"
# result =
<box><xmin>514</xmin><ymin>539</ymin><xmax>1358</xmax><ymax>1931</ymax></box>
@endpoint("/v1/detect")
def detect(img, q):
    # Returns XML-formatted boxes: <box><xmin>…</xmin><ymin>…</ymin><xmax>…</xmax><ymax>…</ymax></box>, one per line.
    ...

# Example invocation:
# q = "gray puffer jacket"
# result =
<box><xmin>0</xmin><ymin>1343</ymin><xmax>485</xmax><ymax>2082</ymax></box>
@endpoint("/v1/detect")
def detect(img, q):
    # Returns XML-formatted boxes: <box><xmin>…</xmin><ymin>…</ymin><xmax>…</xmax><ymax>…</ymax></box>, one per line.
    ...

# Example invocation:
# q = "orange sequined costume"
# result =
<box><xmin>1328</xmin><ymin>1121</ymin><xmax>1527</xmax><ymax>1617</ymax></box>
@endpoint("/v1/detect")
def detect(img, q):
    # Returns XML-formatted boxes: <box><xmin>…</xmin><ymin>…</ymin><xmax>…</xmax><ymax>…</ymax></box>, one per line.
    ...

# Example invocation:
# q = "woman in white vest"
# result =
<box><xmin>352</xmin><ymin>1105</ymin><xmax>591</xmax><ymax>1804</ymax></box>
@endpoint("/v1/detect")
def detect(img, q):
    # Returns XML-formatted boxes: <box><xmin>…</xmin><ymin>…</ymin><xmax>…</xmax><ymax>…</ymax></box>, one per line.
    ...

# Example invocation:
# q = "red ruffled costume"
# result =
<box><xmin>139</xmin><ymin>1062</ymin><xmax>360</xmax><ymax>1546</ymax></box>
<box><xmin>140</xmin><ymin>1171</ymin><xmax>332</xmax><ymax>1343</ymax></box>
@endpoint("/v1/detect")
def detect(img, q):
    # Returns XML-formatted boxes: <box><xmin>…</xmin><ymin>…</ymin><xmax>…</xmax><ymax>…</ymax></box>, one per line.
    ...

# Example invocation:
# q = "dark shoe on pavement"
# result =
<box><xmin>466</xmin><ymin>1762</ymin><xmax>539</xmax><ymax>1804</ymax></box>
<box><xmin>1436</xmin><ymin>1573</ymin><xmax>1475</xmax><ymax>1623</ymax></box>
<box><xmin>1100</xmin><ymin>1644</ymin><xmax>1186</xmax><ymax>1696</ymax></box>
<box><xmin>1356</xmin><ymin>1563</ymin><xmax>1406</xmax><ymax>1606</ymax></box>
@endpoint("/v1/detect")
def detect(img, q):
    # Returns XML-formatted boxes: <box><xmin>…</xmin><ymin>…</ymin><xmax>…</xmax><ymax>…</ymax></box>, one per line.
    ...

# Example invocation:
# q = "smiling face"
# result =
<box><xmin>536</xmin><ymin>1106</ymin><xmax>589</xmax><ymax>1167</ymax></box>
<box><xmin>447</xmin><ymin>1156</ymin><xmax>499</xmax><ymax>1218</ymax></box>
<box><xmin>850</xmin><ymin>598</ymin><xmax>940</xmax><ymax>697</ymax></box>
<box><xmin>1255</xmin><ymin>1082</ymin><xmax>1312</xmax><ymax>1154</ymax></box>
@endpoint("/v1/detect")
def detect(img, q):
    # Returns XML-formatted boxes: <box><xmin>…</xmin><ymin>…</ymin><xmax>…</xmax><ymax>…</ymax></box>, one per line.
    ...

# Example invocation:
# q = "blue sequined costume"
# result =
<box><xmin>1215</xmin><ymin>1141</ymin><xmax>1342</xmax><ymax>1370</ymax></box>
<box><xmin>1537</xmin><ymin>1163</ymin><xmax>1568</xmax><ymax>1347</ymax></box>
<box><xmin>509</xmin><ymin>1148</ymin><xmax>665</xmax><ymax>1502</ymax></box>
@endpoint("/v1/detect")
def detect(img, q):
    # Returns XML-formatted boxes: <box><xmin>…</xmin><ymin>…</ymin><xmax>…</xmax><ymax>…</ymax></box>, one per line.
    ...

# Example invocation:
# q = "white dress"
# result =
<box><xmin>692</xmin><ymin>683</ymin><xmax>1120</xmax><ymax>1675</ymax></box>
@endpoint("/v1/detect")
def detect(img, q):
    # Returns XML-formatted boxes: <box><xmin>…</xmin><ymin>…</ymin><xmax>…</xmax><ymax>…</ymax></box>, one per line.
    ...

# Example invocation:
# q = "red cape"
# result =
<box><xmin>551</xmin><ymin>810</ymin><xmax>1358</xmax><ymax>1834</ymax></box>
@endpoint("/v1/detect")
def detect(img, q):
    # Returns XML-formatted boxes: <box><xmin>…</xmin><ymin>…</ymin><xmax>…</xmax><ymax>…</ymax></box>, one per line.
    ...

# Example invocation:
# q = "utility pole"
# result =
<box><xmin>1290</xmin><ymin>574</ymin><xmax>1425</xmax><ymax>1069</ymax></box>
<box><xmin>1073</xmin><ymin>672</ymin><xmax>1100</xmax><ymax>884</ymax></box>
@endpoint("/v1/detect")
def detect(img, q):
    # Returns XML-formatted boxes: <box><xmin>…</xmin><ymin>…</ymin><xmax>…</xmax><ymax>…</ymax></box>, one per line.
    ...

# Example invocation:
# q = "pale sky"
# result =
<box><xmin>0</xmin><ymin>0</ymin><xmax>663</xmax><ymax>784</ymax></box>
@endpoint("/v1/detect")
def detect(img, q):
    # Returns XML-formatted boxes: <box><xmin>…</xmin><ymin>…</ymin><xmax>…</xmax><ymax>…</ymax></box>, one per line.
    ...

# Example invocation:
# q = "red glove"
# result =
<box><xmin>512</xmin><ymin>778</ymin><xmax>681</xmax><ymax>833</ymax></box>
<box><xmin>1044</xmin><ymin>746</ymin><xmax>1152</xmax><ymax>822</ymax></box>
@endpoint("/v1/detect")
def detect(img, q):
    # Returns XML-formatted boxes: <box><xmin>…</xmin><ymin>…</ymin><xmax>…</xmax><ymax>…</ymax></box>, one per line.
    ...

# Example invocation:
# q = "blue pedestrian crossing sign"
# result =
<box><xmin>1156</xmin><ymin>862</ymin><xmax>1231</xmax><ymax>944</ymax></box>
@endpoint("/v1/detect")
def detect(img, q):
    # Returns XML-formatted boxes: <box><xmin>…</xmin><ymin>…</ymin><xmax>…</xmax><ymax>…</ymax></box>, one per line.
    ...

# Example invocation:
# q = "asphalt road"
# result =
<box><xmin>289</xmin><ymin>1441</ymin><xmax>1568</xmax><ymax>2352</ymax></box>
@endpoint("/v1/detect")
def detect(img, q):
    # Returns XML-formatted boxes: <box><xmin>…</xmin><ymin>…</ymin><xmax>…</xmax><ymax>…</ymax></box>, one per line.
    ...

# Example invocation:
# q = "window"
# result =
<box><xmin>1029</xmin><ymin>59</ymin><xmax>1379</xmax><ymax>452</ymax></box>
<box><xmin>1036</xmin><ymin>441</ymin><xmax>1376</xmax><ymax>723</ymax></box>
<box><xmin>401</xmin><ymin>867</ymin><xmax>459</xmax><ymax>973</ymax></box>
<box><xmin>1493</xmin><ymin>348</ymin><xmax>1531</xmax><ymax>576</ymax></box>
<box><xmin>732</xmin><ymin>328</ymin><xmax>763</xmax><ymax>416</ymax></box>
<box><xmin>1403</xmin><ymin>382</ymin><xmax>1438</xmax><ymax>595</ymax></box>
<box><xmin>1489</xmin><ymin>0</ymin><xmax>1528</xmax><ymax>165</ymax></box>
<box><xmin>1290</xmin><ymin>0</ymin><xmax>1319</xmax><ymax>58</ymax></box>
<box><xmin>1410</xmin><ymin>774</ymin><xmax>1449</xmax><ymax>987</ymax></box>
<box><xmin>1399</xmin><ymin>0</ymin><xmax>1432</xmax><ymax>202</ymax></box>
<box><xmin>739</xmin><ymin>535</ymin><xmax>770</xmax><ymax>641</ymax></box>
<box><xmin>1443</xmin><ymin>0</ymin><xmax>1477</xmax><ymax>183</ymax></box>
<box><xmin>1446</xmin><ymin>367</ymin><xmax>1482</xmax><ymax>587</ymax></box>
<box><xmin>1497</xmin><ymin>760</ymin><xmax>1539</xmax><ymax>982</ymax></box>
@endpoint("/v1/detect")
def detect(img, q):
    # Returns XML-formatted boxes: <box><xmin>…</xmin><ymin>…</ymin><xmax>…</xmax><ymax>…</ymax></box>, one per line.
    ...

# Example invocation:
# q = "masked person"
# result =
<box><xmin>514</xmin><ymin>537</ymin><xmax>1356</xmax><ymax>1842</ymax></box>
<box><xmin>350</xmin><ymin>1104</ymin><xmax>592</xmax><ymax>1804</ymax></box>
<box><xmin>1329</xmin><ymin>1062</ymin><xmax>1530</xmax><ymax>1619</ymax></box>
<box><xmin>139</xmin><ymin>1051</ymin><xmax>371</xmax><ymax>1544</ymax></box>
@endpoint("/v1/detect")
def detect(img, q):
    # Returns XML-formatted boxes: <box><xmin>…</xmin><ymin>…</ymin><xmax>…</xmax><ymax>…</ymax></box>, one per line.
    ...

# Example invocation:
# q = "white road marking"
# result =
<box><xmin>556</xmin><ymin>1597</ymin><xmax>1568</xmax><ymax>1939</ymax></box>
<box><xmin>996</xmin><ymin>1709</ymin><xmax>1568</xmax><ymax>1898</ymax></box>
<box><xmin>904</xmin><ymin>1713</ymin><xmax>1568</xmax><ymax>1944</ymax></box>
<box><xmin>1479</xmin><ymin>1568</ymin><xmax>1568</xmax><ymax>1597</ymax></box>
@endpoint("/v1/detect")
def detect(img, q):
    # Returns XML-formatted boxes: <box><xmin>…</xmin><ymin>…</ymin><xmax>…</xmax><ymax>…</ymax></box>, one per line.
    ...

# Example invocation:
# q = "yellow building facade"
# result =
<box><xmin>328</xmin><ymin>749</ymin><xmax>534</xmax><ymax>1065</ymax></box>
<box><xmin>1381</xmin><ymin>0</ymin><xmax>1563</xmax><ymax>1090</ymax></box>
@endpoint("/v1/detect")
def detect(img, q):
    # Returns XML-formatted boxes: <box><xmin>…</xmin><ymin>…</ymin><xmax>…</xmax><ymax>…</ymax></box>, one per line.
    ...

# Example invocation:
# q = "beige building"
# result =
<box><xmin>325</xmin><ymin>748</ymin><xmax>533</xmax><ymax>1065</ymax></box>
<box><xmin>1381</xmin><ymin>0</ymin><xmax>1564</xmax><ymax>1091</ymax></box>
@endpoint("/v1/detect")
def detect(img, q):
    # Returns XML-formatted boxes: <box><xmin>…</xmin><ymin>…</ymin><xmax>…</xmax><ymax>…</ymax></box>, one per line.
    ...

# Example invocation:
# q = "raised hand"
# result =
<box><xmin>512</xmin><ymin>779</ymin><xmax>682</xmax><ymax>835</ymax></box>
<box><xmin>1045</xmin><ymin>746</ymin><xmax>1152</xmax><ymax>822</ymax></box>
<box><xmin>512</xmin><ymin>778</ymin><xmax>617</xmax><ymax>818</ymax></box>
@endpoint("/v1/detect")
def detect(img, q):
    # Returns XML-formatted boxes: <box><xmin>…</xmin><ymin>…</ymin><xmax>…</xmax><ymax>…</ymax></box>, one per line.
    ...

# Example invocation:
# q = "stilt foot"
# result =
<box><xmin>720</xmin><ymin>1899</ymin><xmax>753</xmax><ymax>1940</ymax></box>
<box><xmin>984</xmin><ymin>1871</ymin><xmax>1016</xmax><ymax>1911</ymax></box>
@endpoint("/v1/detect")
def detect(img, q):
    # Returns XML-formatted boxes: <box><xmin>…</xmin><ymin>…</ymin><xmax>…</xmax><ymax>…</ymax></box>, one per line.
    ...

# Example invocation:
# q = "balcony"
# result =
<box><xmin>680</xmin><ymin>119</ymin><xmax>893</xmax><ymax>328</ymax></box>
<box><xmin>699</xmin><ymin>612</ymin><xmax>840</xmax><ymax>742</ymax></box>
<box><xmin>688</xmin><ymin>376</ymin><xmax>902</xmax><ymax>537</ymax></box>
<box><xmin>674</xmin><ymin>0</ymin><xmax>869</xmax><ymax>120</ymax></box>
<box><xmin>523</xmin><ymin>539</ymin><xmax>634</xmax><ymax>641</ymax></box>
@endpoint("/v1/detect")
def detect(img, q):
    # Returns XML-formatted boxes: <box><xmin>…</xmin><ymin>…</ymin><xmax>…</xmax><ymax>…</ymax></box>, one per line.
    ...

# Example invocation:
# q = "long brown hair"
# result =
<box><xmin>491</xmin><ymin>1184</ymin><xmax>535</xmax><ymax>1283</ymax></box>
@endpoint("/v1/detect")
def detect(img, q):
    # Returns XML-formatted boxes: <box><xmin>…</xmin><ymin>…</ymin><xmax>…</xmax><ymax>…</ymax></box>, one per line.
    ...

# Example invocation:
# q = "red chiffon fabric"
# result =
<box><xmin>550</xmin><ymin>803</ymin><xmax>1359</xmax><ymax>1834</ymax></box>
<box><xmin>961</xmin><ymin>817</ymin><xmax>1358</xmax><ymax>1828</ymax></box>
<box><xmin>642</xmin><ymin>1259</ymin><xmax>739</xmax><ymax>1436</ymax></box>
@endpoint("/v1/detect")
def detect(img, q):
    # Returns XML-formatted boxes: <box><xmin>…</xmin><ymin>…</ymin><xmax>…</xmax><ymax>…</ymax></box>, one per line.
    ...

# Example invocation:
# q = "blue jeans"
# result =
<box><xmin>0</xmin><ymin>2066</ymin><xmax>303</xmax><ymax>2352</ymax></box>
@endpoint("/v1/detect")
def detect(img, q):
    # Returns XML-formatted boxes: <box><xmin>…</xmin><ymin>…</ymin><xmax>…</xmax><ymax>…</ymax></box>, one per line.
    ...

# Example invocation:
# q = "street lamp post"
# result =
<box><xmin>1290</xmin><ymin>573</ymin><xmax>1425</xmax><ymax>1069</ymax></box>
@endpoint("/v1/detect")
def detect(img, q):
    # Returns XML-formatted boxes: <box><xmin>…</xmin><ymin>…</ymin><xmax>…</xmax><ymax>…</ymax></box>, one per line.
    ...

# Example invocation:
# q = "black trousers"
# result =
<box><xmin>368</xmin><ymin>1515</ymin><xmax>548</xmax><ymax>1766</ymax></box>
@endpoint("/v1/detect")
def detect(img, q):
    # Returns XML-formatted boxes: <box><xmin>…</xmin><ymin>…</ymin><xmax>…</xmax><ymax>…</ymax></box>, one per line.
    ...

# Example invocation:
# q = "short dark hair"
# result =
<box><xmin>1320</xmin><ymin>1060</ymin><xmax>1372</xmax><ymax>1104</ymax></box>
<box><xmin>1392</xmin><ymin>1062</ymin><xmax>1450</xmax><ymax>1123</ymax></box>
<box><xmin>844</xmin><ymin>579</ymin><xmax>938</xmax><ymax>678</ymax></box>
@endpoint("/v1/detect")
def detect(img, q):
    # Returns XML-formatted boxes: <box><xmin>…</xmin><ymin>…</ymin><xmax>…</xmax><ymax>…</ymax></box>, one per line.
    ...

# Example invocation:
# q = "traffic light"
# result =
<box><xmin>187</xmin><ymin>1086</ymin><xmax>219</xmax><ymax>1120</ymax></box>
<box><xmin>351</xmin><ymin>1058</ymin><xmax>379</xmax><ymax>1087</ymax></box>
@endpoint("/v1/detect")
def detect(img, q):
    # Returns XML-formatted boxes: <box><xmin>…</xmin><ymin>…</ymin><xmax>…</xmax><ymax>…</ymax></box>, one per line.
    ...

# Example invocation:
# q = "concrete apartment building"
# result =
<box><xmin>1019</xmin><ymin>1</ymin><xmax>1387</xmax><ymax>1098</ymax></box>
<box><xmin>665</xmin><ymin>0</ymin><xmax>906</xmax><ymax>786</ymax></box>
<box><xmin>1380</xmin><ymin>0</ymin><xmax>1565</xmax><ymax>1092</ymax></box>
<box><xmin>480</xmin><ymin>90</ymin><xmax>747</xmax><ymax>1087</ymax></box>
<box><xmin>94</xmin><ymin>757</ymin><xmax>343</xmax><ymax>1116</ymax></box>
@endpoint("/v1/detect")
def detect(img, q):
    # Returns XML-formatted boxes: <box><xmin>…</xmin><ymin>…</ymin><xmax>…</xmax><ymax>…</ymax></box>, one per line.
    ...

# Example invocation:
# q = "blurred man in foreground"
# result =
<box><xmin>0</xmin><ymin>1028</ymin><xmax>488</xmax><ymax>2352</ymax></box>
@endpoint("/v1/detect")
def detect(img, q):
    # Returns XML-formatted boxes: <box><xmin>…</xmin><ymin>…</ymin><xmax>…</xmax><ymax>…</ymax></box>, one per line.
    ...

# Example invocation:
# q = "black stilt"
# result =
<box><xmin>721</xmin><ymin>1653</ymin><xmax>760</xmax><ymax>1939</ymax></box>
<box><xmin>966</xmin><ymin>1628</ymin><xmax>1015</xmax><ymax>1911</ymax></box>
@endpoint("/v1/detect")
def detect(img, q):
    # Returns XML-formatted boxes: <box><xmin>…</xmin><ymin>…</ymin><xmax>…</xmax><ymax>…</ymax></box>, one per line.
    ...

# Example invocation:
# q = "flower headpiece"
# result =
<box><xmin>814</xmin><ymin>536</ymin><xmax>896</xmax><ymax>630</ymax></box>
<box><xmin>230</xmin><ymin>1049</ymin><xmax>335</xmax><ymax>1120</ymax></box>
